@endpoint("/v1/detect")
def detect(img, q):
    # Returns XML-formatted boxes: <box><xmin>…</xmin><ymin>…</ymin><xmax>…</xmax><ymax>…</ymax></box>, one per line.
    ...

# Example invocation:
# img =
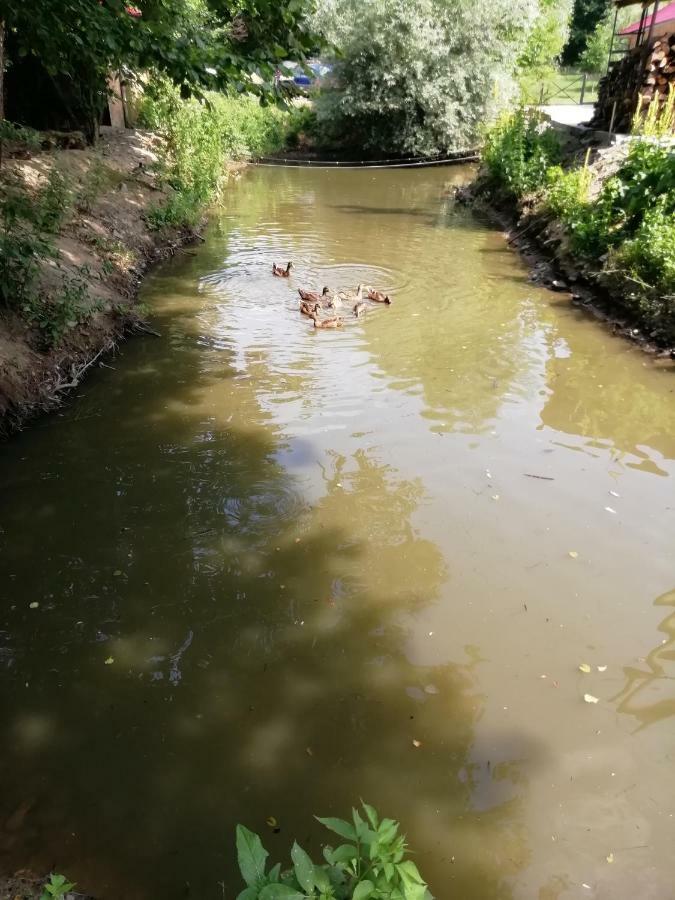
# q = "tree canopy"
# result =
<box><xmin>562</xmin><ymin>0</ymin><xmax>613</xmax><ymax>64</ymax></box>
<box><xmin>313</xmin><ymin>0</ymin><xmax>540</xmax><ymax>156</ymax></box>
<box><xmin>2</xmin><ymin>0</ymin><xmax>320</xmax><ymax>140</ymax></box>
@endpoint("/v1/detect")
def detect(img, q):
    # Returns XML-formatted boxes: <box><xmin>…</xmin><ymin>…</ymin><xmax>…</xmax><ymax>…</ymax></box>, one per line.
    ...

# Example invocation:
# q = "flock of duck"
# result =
<box><xmin>272</xmin><ymin>261</ymin><xmax>392</xmax><ymax>329</ymax></box>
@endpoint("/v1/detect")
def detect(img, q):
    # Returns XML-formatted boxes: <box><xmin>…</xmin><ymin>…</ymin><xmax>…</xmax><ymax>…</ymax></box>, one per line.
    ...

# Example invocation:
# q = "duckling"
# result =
<box><xmin>298</xmin><ymin>286</ymin><xmax>331</xmax><ymax>305</ymax></box>
<box><xmin>273</xmin><ymin>261</ymin><xmax>293</xmax><ymax>277</ymax></box>
<box><xmin>328</xmin><ymin>283</ymin><xmax>366</xmax><ymax>309</ymax></box>
<box><xmin>312</xmin><ymin>313</ymin><xmax>343</xmax><ymax>329</ymax></box>
<box><xmin>300</xmin><ymin>300</ymin><xmax>320</xmax><ymax>317</ymax></box>
<box><xmin>366</xmin><ymin>287</ymin><xmax>391</xmax><ymax>304</ymax></box>
<box><xmin>353</xmin><ymin>300</ymin><xmax>368</xmax><ymax>318</ymax></box>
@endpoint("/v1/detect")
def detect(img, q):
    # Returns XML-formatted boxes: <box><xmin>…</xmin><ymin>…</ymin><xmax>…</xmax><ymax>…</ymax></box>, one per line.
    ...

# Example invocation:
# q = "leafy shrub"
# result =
<box><xmin>139</xmin><ymin>81</ymin><xmax>293</xmax><ymax>229</ymax></box>
<box><xmin>236</xmin><ymin>802</ymin><xmax>432</xmax><ymax>899</ymax></box>
<box><xmin>0</xmin><ymin>120</ymin><xmax>42</xmax><ymax>153</ymax></box>
<box><xmin>482</xmin><ymin>109</ymin><xmax>562</xmax><ymax>198</ymax></box>
<box><xmin>313</xmin><ymin>0</ymin><xmax>541</xmax><ymax>156</ymax></box>
<box><xmin>40</xmin><ymin>872</ymin><xmax>75</xmax><ymax>900</ymax></box>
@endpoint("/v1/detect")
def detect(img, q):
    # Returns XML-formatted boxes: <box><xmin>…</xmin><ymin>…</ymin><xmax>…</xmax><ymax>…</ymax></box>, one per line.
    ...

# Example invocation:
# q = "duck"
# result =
<box><xmin>300</xmin><ymin>300</ymin><xmax>320</xmax><ymax>317</ymax></box>
<box><xmin>366</xmin><ymin>286</ymin><xmax>391</xmax><ymax>304</ymax></box>
<box><xmin>272</xmin><ymin>261</ymin><xmax>293</xmax><ymax>277</ymax></box>
<box><xmin>353</xmin><ymin>301</ymin><xmax>368</xmax><ymax>318</ymax></box>
<box><xmin>328</xmin><ymin>283</ymin><xmax>366</xmax><ymax>309</ymax></box>
<box><xmin>298</xmin><ymin>286</ymin><xmax>331</xmax><ymax>305</ymax></box>
<box><xmin>312</xmin><ymin>313</ymin><xmax>343</xmax><ymax>329</ymax></box>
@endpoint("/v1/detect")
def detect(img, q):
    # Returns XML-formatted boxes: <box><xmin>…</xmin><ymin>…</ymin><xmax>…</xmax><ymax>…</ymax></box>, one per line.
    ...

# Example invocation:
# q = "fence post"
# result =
<box><xmin>580</xmin><ymin>72</ymin><xmax>587</xmax><ymax>105</ymax></box>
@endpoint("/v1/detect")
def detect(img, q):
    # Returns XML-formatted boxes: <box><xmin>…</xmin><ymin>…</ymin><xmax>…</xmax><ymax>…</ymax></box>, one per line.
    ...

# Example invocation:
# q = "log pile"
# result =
<box><xmin>590</xmin><ymin>32</ymin><xmax>675</xmax><ymax>133</ymax></box>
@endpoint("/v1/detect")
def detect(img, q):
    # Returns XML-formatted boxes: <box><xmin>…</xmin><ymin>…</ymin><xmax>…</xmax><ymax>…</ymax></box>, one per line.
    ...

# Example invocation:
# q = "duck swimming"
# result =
<box><xmin>328</xmin><ymin>283</ymin><xmax>366</xmax><ymax>309</ymax></box>
<box><xmin>366</xmin><ymin>287</ymin><xmax>391</xmax><ymax>304</ymax></box>
<box><xmin>312</xmin><ymin>313</ymin><xmax>343</xmax><ymax>329</ymax></box>
<box><xmin>273</xmin><ymin>261</ymin><xmax>293</xmax><ymax>277</ymax></box>
<box><xmin>298</xmin><ymin>286</ymin><xmax>331</xmax><ymax>305</ymax></box>
<box><xmin>353</xmin><ymin>300</ymin><xmax>368</xmax><ymax>318</ymax></box>
<box><xmin>300</xmin><ymin>300</ymin><xmax>320</xmax><ymax>317</ymax></box>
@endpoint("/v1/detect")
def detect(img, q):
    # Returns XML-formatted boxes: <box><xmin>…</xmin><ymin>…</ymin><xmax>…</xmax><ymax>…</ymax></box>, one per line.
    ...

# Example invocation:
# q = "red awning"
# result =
<box><xmin>620</xmin><ymin>0</ymin><xmax>675</xmax><ymax>33</ymax></box>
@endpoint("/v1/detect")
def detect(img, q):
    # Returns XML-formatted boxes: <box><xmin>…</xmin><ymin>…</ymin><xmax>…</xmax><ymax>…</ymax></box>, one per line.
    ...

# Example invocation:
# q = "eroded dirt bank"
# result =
<box><xmin>0</xmin><ymin>127</ymin><xmax>203</xmax><ymax>437</ymax></box>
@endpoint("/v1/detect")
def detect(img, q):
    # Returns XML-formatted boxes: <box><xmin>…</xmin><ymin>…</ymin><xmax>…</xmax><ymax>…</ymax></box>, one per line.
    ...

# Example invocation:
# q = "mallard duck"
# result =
<box><xmin>366</xmin><ymin>287</ymin><xmax>391</xmax><ymax>304</ymax></box>
<box><xmin>353</xmin><ymin>301</ymin><xmax>368</xmax><ymax>318</ymax></box>
<box><xmin>298</xmin><ymin>286</ymin><xmax>331</xmax><ymax>305</ymax></box>
<box><xmin>328</xmin><ymin>283</ymin><xmax>366</xmax><ymax>309</ymax></box>
<box><xmin>312</xmin><ymin>313</ymin><xmax>343</xmax><ymax>329</ymax></box>
<box><xmin>300</xmin><ymin>300</ymin><xmax>320</xmax><ymax>317</ymax></box>
<box><xmin>273</xmin><ymin>261</ymin><xmax>293</xmax><ymax>277</ymax></box>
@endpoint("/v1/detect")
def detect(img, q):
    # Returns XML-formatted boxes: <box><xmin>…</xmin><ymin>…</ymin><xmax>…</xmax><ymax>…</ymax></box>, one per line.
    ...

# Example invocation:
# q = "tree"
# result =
<box><xmin>578</xmin><ymin>5</ymin><xmax>632</xmax><ymax>72</ymax></box>
<box><xmin>313</xmin><ymin>0</ymin><xmax>540</xmax><ymax>157</ymax></box>
<box><xmin>2</xmin><ymin>0</ymin><xmax>319</xmax><ymax>142</ymax></box>
<box><xmin>519</xmin><ymin>0</ymin><xmax>575</xmax><ymax>71</ymax></box>
<box><xmin>562</xmin><ymin>0</ymin><xmax>612</xmax><ymax>64</ymax></box>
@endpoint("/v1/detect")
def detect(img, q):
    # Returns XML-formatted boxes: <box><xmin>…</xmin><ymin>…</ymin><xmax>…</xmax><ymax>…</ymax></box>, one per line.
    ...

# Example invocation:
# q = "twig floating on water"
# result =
<box><xmin>523</xmin><ymin>473</ymin><xmax>555</xmax><ymax>481</ymax></box>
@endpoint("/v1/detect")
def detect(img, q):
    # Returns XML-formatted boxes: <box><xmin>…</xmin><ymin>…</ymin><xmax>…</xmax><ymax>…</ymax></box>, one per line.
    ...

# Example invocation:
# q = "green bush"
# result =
<box><xmin>235</xmin><ymin>802</ymin><xmax>432</xmax><ymax>899</ymax></box>
<box><xmin>139</xmin><ymin>81</ymin><xmax>295</xmax><ymax>229</ymax></box>
<box><xmin>481</xmin><ymin>109</ymin><xmax>562</xmax><ymax>198</ymax></box>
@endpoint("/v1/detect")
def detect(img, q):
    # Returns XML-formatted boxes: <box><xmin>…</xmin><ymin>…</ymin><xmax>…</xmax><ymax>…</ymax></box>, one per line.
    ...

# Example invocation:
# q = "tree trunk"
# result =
<box><xmin>0</xmin><ymin>20</ymin><xmax>5</xmax><ymax>169</ymax></box>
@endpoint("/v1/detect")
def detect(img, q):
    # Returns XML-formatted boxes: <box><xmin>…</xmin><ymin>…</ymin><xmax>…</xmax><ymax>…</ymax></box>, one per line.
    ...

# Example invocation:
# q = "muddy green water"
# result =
<box><xmin>2</xmin><ymin>166</ymin><xmax>675</xmax><ymax>899</ymax></box>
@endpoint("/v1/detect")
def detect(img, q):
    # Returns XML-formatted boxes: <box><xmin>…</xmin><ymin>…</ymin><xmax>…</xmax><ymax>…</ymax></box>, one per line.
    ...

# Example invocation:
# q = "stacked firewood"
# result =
<box><xmin>591</xmin><ymin>33</ymin><xmax>675</xmax><ymax>133</ymax></box>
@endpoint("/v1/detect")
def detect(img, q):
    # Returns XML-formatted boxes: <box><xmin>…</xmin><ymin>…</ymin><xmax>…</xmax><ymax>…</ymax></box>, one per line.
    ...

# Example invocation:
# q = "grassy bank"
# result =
<box><xmin>0</xmin><ymin>92</ymin><xmax>302</xmax><ymax>432</ymax></box>
<box><xmin>475</xmin><ymin>108</ymin><xmax>675</xmax><ymax>345</ymax></box>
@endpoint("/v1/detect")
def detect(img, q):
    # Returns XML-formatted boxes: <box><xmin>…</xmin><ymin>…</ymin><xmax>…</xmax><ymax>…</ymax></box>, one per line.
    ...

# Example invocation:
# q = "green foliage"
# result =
<box><xmin>0</xmin><ymin>120</ymin><xmax>42</xmax><ymax>152</ymax></box>
<box><xmin>578</xmin><ymin>6</ymin><xmax>631</xmax><ymax>73</ymax></box>
<box><xmin>519</xmin><ymin>0</ymin><xmax>574</xmax><ymax>71</ymax></box>
<box><xmin>562</xmin><ymin>0</ymin><xmax>612</xmax><ymax>65</ymax></box>
<box><xmin>5</xmin><ymin>0</ymin><xmax>321</xmax><ymax>143</ymax></box>
<box><xmin>481</xmin><ymin>109</ymin><xmax>562</xmax><ymax>198</ymax></box>
<box><xmin>40</xmin><ymin>873</ymin><xmax>76</xmax><ymax>900</ymax></box>
<box><xmin>313</xmin><ymin>0</ymin><xmax>541</xmax><ymax>156</ymax></box>
<box><xmin>139</xmin><ymin>81</ymin><xmax>293</xmax><ymax>229</ymax></box>
<box><xmin>235</xmin><ymin>803</ymin><xmax>433</xmax><ymax>899</ymax></box>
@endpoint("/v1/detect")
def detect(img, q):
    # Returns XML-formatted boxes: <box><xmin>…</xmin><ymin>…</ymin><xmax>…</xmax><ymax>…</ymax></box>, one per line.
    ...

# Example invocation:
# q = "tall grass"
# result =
<box><xmin>138</xmin><ymin>82</ymin><xmax>301</xmax><ymax>229</ymax></box>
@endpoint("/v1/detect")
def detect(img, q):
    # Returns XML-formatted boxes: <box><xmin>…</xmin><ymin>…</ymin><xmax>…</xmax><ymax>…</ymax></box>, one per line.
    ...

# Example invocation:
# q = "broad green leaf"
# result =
<box><xmin>396</xmin><ymin>861</ymin><xmax>426</xmax><ymax>885</ymax></box>
<box><xmin>313</xmin><ymin>866</ymin><xmax>331</xmax><ymax>892</ymax></box>
<box><xmin>352</xmin><ymin>809</ymin><xmax>372</xmax><ymax>843</ymax></box>
<box><xmin>378</xmin><ymin>819</ymin><xmax>399</xmax><ymax>844</ymax></box>
<box><xmin>352</xmin><ymin>880</ymin><xmax>374</xmax><ymax>900</ymax></box>
<box><xmin>236</xmin><ymin>825</ymin><xmax>269</xmax><ymax>887</ymax></box>
<box><xmin>291</xmin><ymin>842</ymin><xmax>315</xmax><ymax>893</ymax></box>
<box><xmin>384</xmin><ymin>862</ymin><xmax>395</xmax><ymax>882</ymax></box>
<box><xmin>330</xmin><ymin>844</ymin><xmax>358</xmax><ymax>864</ymax></box>
<box><xmin>316</xmin><ymin>816</ymin><xmax>357</xmax><ymax>842</ymax></box>
<box><xmin>361</xmin><ymin>802</ymin><xmax>379</xmax><ymax>830</ymax></box>
<box><xmin>236</xmin><ymin>889</ymin><xmax>258</xmax><ymax>900</ymax></box>
<box><xmin>259</xmin><ymin>885</ymin><xmax>305</xmax><ymax>900</ymax></box>
<box><xmin>323</xmin><ymin>846</ymin><xmax>335</xmax><ymax>865</ymax></box>
<box><xmin>268</xmin><ymin>863</ymin><xmax>282</xmax><ymax>883</ymax></box>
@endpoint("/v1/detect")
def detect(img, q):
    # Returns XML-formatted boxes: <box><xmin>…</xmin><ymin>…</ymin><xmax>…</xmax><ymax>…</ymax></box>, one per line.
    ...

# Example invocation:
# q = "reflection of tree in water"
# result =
<box><xmin>537</xmin><ymin>324</ymin><xmax>675</xmax><ymax>471</ymax></box>
<box><xmin>0</xmin><ymin>325</ymin><xmax>528</xmax><ymax>899</ymax></box>
<box><xmin>612</xmin><ymin>587</ymin><xmax>675</xmax><ymax>732</ymax></box>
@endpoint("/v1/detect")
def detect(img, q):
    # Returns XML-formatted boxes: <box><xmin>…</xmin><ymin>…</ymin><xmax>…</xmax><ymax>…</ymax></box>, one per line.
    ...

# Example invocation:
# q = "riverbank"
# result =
<box><xmin>0</xmin><ymin>127</ymin><xmax>216</xmax><ymax>436</ymax></box>
<box><xmin>464</xmin><ymin>110</ymin><xmax>675</xmax><ymax>356</ymax></box>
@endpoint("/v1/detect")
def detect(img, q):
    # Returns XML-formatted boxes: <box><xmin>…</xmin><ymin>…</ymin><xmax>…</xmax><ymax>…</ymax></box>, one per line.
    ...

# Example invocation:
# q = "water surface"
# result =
<box><xmin>1</xmin><ymin>165</ymin><xmax>675</xmax><ymax>899</ymax></box>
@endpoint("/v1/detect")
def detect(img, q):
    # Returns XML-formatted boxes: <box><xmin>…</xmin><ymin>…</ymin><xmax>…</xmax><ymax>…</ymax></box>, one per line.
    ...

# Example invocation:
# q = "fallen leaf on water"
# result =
<box><xmin>305</xmin><ymin>746</ymin><xmax>313</xmax><ymax>757</ymax></box>
<box><xmin>113</xmin><ymin>570</ymin><xmax>122</xmax><ymax>577</ymax></box>
<box><xmin>424</xmin><ymin>684</ymin><xmax>439</xmax><ymax>695</ymax></box>
<box><xmin>579</xmin><ymin>663</ymin><xmax>592</xmax><ymax>674</ymax></box>
<box><xmin>584</xmin><ymin>693</ymin><xmax>599</xmax><ymax>704</ymax></box>
<box><xmin>29</xmin><ymin>602</ymin><xmax>39</xmax><ymax>609</ymax></box>
<box><xmin>609</xmin><ymin>490</ymin><xmax>620</xmax><ymax>498</ymax></box>
<box><xmin>605</xmin><ymin>506</ymin><xmax>617</xmax><ymax>515</ymax></box>
<box><xmin>597</xmin><ymin>665</ymin><xmax>607</xmax><ymax>672</ymax></box>
<box><xmin>266</xmin><ymin>816</ymin><xmax>278</xmax><ymax>828</ymax></box>
<box><xmin>606</xmin><ymin>852</ymin><xmax>614</xmax><ymax>863</ymax></box>
<box><xmin>104</xmin><ymin>657</ymin><xmax>114</xmax><ymax>665</ymax></box>
<box><xmin>412</xmin><ymin>739</ymin><xmax>422</xmax><ymax>748</ymax></box>
<box><xmin>568</xmin><ymin>551</ymin><xmax>579</xmax><ymax>559</ymax></box>
<box><xmin>491</xmin><ymin>494</ymin><xmax>500</xmax><ymax>501</ymax></box>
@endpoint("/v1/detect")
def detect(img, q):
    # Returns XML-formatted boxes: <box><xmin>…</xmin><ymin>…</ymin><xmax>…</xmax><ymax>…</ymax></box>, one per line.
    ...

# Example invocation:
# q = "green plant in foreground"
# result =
<box><xmin>40</xmin><ymin>873</ymin><xmax>75</xmax><ymax>900</ymax></box>
<box><xmin>482</xmin><ymin>108</ymin><xmax>562</xmax><ymax>199</ymax></box>
<box><xmin>236</xmin><ymin>802</ymin><xmax>432</xmax><ymax>900</ymax></box>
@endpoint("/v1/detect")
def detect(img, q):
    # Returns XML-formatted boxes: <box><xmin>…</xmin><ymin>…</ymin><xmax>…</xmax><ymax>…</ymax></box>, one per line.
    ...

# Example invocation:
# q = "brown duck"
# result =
<box><xmin>366</xmin><ymin>287</ymin><xmax>391</xmax><ymax>304</ymax></box>
<box><xmin>298</xmin><ymin>286</ymin><xmax>330</xmax><ymax>305</ymax></box>
<box><xmin>273</xmin><ymin>261</ymin><xmax>293</xmax><ymax>277</ymax></box>
<box><xmin>312</xmin><ymin>313</ymin><xmax>343</xmax><ymax>329</ymax></box>
<box><xmin>300</xmin><ymin>300</ymin><xmax>320</xmax><ymax>317</ymax></box>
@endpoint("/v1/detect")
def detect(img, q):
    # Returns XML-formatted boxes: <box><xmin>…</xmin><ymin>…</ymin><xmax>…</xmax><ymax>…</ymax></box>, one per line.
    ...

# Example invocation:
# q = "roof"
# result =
<box><xmin>619</xmin><ymin>0</ymin><xmax>675</xmax><ymax>31</ymax></box>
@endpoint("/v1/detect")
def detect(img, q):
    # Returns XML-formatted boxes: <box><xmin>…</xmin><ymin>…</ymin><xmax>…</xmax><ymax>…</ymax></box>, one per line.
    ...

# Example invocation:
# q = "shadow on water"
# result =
<box><xmin>0</xmin><ymin>278</ymin><xmax>539</xmax><ymax>899</ymax></box>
